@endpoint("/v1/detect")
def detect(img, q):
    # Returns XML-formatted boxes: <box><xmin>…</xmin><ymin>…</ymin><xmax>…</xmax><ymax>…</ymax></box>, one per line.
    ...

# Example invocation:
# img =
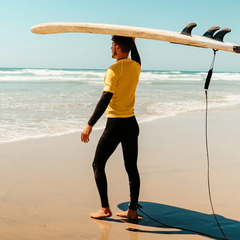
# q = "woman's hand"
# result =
<box><xmin>81</xmin><ymin>124</ymin><xmax>93</xmax><ymax>143</ymax></box>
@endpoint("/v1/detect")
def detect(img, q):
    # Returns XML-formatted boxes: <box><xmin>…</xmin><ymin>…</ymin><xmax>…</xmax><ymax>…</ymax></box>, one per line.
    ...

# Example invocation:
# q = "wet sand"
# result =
<box><xmin>0</xmin><ymin>108</ymin><xmax>239</xmax><ymax>239</ymax></box>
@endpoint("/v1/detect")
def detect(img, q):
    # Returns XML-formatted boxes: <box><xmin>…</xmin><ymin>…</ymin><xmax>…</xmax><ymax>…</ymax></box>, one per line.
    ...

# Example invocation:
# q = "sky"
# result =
<box><xmin>1</xmin><ymin>0</ymin><xmax>240</xmax><ymax>71</ymax></box>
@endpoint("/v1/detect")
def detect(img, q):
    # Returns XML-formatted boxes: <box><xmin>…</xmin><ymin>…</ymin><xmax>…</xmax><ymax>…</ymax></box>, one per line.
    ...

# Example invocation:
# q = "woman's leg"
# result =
<box><xmin>92</xmin><ymin>119</ymin><xmax>120</xmax><ymax>215</ymax></box>
<box><xmin>116</xmin><ymin>117</ymin><xmax>140</xmax><ymax>220</ymax></box>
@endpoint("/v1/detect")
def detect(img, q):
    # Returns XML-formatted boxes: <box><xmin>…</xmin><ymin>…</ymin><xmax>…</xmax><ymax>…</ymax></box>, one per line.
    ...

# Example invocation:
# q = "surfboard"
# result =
<box><xmin>31</xmin><ymin>22</ymin><xmax>240</xmax><ymax>54</ymax></box>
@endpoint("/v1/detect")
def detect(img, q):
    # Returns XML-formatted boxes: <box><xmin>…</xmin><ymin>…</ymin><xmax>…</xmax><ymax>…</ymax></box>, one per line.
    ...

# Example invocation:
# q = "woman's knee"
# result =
<box><xmin>92</xmin><ymin>160</ymin><xmax>106</xmax><ymax>173</ymax></box>
<box><xmin>125</xmin><ymin>163</ymin><xmax>139</xmax><ymax>176</ymax></box>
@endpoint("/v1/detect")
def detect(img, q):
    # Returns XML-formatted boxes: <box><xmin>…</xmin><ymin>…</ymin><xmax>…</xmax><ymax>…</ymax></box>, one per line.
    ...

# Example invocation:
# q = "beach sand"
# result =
<box><xmin>0</xmin><ymin>108</ymin><xmax>239</xmax><ymax>240</ymax></box>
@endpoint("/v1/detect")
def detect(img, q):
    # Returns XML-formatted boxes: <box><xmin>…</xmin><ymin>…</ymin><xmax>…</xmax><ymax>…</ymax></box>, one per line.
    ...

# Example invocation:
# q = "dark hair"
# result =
<box><xmin>111</xmin><ymin>35</ymin><xmax>134</xmax><ymax>53</ymax></box>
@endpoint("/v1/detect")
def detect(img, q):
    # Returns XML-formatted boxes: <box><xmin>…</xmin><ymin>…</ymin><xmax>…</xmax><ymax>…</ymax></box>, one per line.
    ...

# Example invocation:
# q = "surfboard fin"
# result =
<box><xmin>181</xmin><ymin>23</ymin><xmax>197</xmax><ymax>36</ymax></box>
<box><xmin>203</xmin><ymin>26</ymin><xmax>220</xmax><ymax>38</ymax></box>
<box><xmin>213</xmin><ymin>28</ymin><xmax>231</xmax><ymax>42</ymax></box>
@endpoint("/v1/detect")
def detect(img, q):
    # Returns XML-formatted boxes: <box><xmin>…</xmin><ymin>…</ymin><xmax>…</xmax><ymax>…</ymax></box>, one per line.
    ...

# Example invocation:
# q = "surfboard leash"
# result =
<box><xmin>204</xmin><ymin>49</ymin><xmax>228</xmax><ymax>240</ymax></box>
<box><xmin>127</xmin><ymin>50</ymin><xmax>228</xmax><ymax>240</ymax></box>
<box><xmin>204</xmin><ymin>49</ymin><xmax>218</xmax><ymax>90</ymax></box>
<box><xmin>132</xmin><ymin>204</ymin><xmax>226</xmax><ymax>240</ymax></box>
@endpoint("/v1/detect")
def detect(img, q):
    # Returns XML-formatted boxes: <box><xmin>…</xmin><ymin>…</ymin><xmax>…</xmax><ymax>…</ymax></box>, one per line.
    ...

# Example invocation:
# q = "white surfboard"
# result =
<box><xmin>31</xmin><ymin>22</ymin><xmax>240</xmax><ymax>54</ymax></box>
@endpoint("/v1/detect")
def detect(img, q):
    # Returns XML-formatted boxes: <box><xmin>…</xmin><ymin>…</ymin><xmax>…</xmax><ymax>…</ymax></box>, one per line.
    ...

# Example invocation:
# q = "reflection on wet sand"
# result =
<box><xmin>92</xmin><ymin>218</ymin><xmax>141</xmax><ymax>240</ymax></box>
<box><xmin>121</xmin><ymin>218</ymin><xmax>140</xmax><ymax>240</ymax></box>
<box><xmin>92</xmin><ymin>219</ymin><xmax>112</xmax><ymax>240</ymax></box>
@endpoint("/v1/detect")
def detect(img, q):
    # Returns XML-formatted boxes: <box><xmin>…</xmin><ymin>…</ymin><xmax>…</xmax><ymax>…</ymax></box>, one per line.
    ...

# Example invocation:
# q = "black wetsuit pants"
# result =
<box><xmin>92</xmin><ymin>116</ymin><xmax>140</xmax><ymax>210</ymax></box>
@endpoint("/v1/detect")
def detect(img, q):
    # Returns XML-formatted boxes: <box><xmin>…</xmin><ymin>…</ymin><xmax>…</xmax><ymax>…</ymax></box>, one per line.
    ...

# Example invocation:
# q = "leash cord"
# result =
<box><xmin>131</xmin><ymin>50</ymin><xmax>229</xmax><ymax>240</ymax></box>
<box><xmin>205</xmin><ymin>90</ymin><xmax>228</xmax><ymax>240</ymax></box>
<box><xmin>135</xmin><ymin>204</ymin><xmax>225</xmax><ymax>239</ymax></box>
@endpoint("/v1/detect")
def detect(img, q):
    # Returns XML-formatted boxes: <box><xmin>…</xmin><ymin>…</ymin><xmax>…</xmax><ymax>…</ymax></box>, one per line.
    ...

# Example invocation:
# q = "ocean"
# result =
<box><xmin>1</xmin><ymin>68</ymin><xmax>240</xmax><ymax>144</ymax></box>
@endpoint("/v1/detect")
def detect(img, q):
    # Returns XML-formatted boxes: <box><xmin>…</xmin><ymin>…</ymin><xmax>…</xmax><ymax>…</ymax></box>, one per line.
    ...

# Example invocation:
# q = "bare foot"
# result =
<box><xmin>90</xmin><ymin>207</ymin><xmax>112</xmax><ymax>219</ymax></box>
<box><xmin>116</xmin><ymin>209</ymin><xmax>138</xmax><ymax>220</ymax></box>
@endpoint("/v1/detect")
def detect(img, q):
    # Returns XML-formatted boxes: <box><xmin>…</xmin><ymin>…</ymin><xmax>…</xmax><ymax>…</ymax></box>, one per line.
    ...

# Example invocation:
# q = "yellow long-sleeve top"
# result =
<box><xmin>103</xmin><ymin>58</ymin><xmax>141</xmax><ymax>118</ymax></box>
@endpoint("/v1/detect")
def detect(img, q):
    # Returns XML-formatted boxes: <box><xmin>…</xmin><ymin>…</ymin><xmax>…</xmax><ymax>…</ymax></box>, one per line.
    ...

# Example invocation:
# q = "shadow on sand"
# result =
<box><xmin>116</xmin><ymin>201</ymin><xmax>240</xmax><ymax>240</ymax></box>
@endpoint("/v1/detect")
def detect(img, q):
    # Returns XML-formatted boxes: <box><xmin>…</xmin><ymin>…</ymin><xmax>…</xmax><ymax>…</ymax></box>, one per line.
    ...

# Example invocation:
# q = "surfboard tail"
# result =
<box><xmin>233</xmin><ymin>46</ymin><xmax>240</xmax><ymax>53</ymax></box>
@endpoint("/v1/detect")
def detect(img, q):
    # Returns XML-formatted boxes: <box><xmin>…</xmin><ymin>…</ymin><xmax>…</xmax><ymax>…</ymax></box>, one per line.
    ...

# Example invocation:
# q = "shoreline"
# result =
<box><xmin>0</xmin><ymin>107</ymin><xmax>239</xmax><ymax>239</ymax></box>
<box><xmin>1</xmin><ymin>67</ymin><xmax>240</xmax><ymax>73</ymax></box>
<box><xmin>1</xmin><ymin>104</ymin><xmax>240</xmax><ymax>145</ymax></box>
